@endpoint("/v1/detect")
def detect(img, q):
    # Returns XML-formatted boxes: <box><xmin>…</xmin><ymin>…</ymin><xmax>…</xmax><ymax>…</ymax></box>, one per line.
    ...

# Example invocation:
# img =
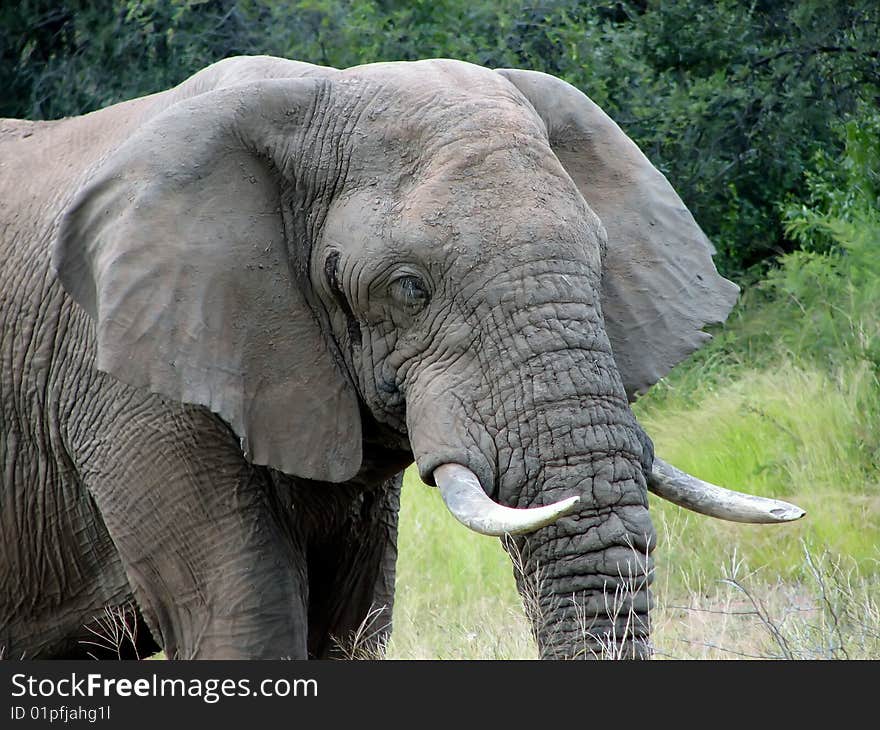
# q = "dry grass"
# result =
<box><xmin>650</xmin><ymin>546</ymin><xmax>879</xmax><ymax>660</ymax></box>
<box><xmin>386</xmin><ymin>542</ymin><xmax>880</xmax><ymax>660</ymax></box>
<box><xmin>79</xmin><ymin>602</ymin><xmax>143</xmax><ymax>660</ymax></box>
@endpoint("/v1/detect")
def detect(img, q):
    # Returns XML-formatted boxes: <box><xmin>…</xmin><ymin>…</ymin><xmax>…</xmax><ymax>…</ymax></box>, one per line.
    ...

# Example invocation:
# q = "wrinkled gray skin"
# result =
<box><xmin>0</xmin><ymin>56</ymin><xmax>737</xmax><ymax>659</ymax></box>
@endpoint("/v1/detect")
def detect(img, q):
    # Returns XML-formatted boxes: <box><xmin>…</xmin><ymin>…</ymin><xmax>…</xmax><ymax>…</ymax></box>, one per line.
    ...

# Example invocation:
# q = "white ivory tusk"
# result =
<box><xmin>648</xmin><ymin>457</ymin><xmax>806</xmax><ymax>524</ymax></box>
<box><xmin>433</xmin><ymin>463</ymin><xmax>580</xmax><ymax>536</ymax></box>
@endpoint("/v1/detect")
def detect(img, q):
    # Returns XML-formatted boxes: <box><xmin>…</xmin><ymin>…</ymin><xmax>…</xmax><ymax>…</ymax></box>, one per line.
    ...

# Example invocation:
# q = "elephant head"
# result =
<box><xmin>54</xmin><ymin>56</ymin><xmax>803</xmax><ymax>658</ymax></box>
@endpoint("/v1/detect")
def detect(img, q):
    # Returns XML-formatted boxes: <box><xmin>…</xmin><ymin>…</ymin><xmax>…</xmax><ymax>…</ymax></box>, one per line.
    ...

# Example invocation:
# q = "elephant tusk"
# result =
<box><xmin>648</xmin><ymin>457</ymin><xmax>806</xmax><ymax>524</ymax></box>
<box><xmin>433</xmin><ymin>463</ymin><xmax>581</xmax><ymax>536</ymax></box>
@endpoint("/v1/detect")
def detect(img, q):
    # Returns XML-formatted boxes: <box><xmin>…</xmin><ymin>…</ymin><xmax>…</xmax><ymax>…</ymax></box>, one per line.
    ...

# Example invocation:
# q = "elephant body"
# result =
<box><xmin>0</xmin><ymin>56</ymin><xmax>739</xmax><ymax>659</ymax></box>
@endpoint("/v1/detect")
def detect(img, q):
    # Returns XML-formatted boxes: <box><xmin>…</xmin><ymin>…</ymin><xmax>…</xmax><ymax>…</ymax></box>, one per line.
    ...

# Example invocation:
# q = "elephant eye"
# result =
<box><xmin>389</xmin><ymin>275</ymin><xmax>429</xmax><ymax>314</ymax></box>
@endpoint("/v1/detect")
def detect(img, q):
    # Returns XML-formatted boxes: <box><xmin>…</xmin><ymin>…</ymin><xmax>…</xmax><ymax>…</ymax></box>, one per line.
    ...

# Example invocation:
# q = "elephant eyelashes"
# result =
<box><xmin>388</xmin><ymin>275</ymin><xmax>429</xmax><ymax>315</ymax></box>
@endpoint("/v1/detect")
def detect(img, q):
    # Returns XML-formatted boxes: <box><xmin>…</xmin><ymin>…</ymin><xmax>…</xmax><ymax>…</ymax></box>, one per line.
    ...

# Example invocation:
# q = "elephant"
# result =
<box><xmin>0</xmin><ymin>55</ymin><xmax>804</xmax><ymax>660</ymax></box>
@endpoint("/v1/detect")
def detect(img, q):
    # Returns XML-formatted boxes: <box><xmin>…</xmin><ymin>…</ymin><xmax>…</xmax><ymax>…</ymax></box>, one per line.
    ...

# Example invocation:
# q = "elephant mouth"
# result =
<box><xmin>432</xmin><ymin>457</ymin><xmax>805</xmax><ymax>536</ymax></box>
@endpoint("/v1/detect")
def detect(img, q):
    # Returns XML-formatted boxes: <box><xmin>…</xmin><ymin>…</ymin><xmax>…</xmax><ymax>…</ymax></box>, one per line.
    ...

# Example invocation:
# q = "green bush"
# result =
<box><xmin>762</xmin><ymin>110</ymin><xmax>880</xmax><ymax>371</ymax></box>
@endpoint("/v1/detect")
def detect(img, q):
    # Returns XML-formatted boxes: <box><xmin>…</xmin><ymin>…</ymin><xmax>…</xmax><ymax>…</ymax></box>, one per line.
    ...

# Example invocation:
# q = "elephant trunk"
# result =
<box><xmin>407</xmin><ymin>270</ymin><xmax>657</xmax><ymax>659</ymax></box>
<box><xmin>506</xmin><ymin>473</ymin><xmax>655</xmax><ymax>659</ymax></box>
<box><xmin>497</xmin><ymin>404</ymin><xmax>656</xmax><ymax>660</ymax></box>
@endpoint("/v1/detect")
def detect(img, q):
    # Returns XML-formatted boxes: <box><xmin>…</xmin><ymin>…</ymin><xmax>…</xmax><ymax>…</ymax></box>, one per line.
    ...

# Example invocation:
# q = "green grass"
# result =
<box><xmin>386</xmin><ymin>469</ymin><xmax>536</xmax><ymax>660</ymax></box>
<box><xmin>636</xmin><ymin>359</ymin><xmax>880</xmax><ymax>584</ymax></box>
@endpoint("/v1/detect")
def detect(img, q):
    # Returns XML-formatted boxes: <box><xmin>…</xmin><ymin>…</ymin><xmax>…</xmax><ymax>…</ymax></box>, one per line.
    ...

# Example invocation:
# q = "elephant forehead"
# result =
<box><xmin>380</xmin><ymin>186</ymin><xmax>604</xmax><ymax>283</ymax></box>
<box><xmin>400</xmin><ymin>155</ymin><xmax>599</xmax><ymax>241</ymax></box>
<box><xmin>322</xmin><ymin>60</ymin><xmax>605</xmax><ymax>267</ymax></box>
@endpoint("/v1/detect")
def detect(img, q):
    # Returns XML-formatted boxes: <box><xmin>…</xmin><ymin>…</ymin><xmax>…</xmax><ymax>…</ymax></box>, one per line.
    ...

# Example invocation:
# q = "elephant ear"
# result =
<box><xmin>496</xmin><ymin>69</ymin><xmax>739</xmax><ymax>400</ymax></box>
<box><xmin>54</xmin><ymin>78</ymin><xmax>362</xmax><ymax>482</ymax></box>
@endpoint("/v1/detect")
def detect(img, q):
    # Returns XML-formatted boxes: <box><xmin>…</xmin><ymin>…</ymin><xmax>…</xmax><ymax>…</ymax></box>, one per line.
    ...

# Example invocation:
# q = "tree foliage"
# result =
<box><xmin>2</xmin><ymin>0</ymin><xmax>878</xmax><ymax>277</ymax></box>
